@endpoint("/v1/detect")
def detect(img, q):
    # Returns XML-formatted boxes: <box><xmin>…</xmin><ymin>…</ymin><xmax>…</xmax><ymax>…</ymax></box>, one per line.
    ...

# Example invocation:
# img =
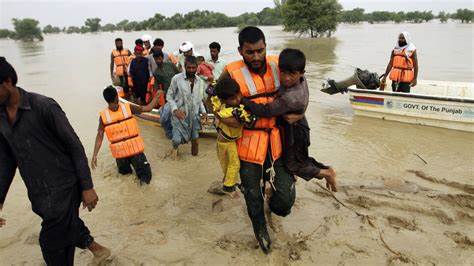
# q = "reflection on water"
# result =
<box><xmin>18</xmin><ymin>41</ymin><xmax>44</xmax><ymax>57</ymax></box>
<box><xmin>284</xmin><ymin>37</ymin><xmax>339</xmax><ymax>79</ymax></box>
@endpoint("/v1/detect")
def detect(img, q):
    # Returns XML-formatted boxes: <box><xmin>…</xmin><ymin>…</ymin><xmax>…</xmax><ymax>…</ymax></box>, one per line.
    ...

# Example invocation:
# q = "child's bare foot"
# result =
<box><xmin>88</xmin><ymin>241</ymin><xmax>111</xmax><ymax>265</ymax></box>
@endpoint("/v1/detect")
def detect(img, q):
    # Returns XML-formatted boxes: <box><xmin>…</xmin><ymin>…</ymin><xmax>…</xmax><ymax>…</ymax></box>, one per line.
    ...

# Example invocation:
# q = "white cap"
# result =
<box><xmin>179</xmin><ymin>41</ymin><xmax>194</xmax><ymax>52</ymax></box>
<box><xmin>141</xmin><ymin>34</ymin><xmax>152</xmax><ymax>42</ymax></box>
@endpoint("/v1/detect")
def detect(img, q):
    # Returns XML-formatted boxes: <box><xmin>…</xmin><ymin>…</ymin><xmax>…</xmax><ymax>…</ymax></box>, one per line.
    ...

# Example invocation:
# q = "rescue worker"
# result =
<box><xmin>217</xmin><ymin>26</ymin><xmax>295</xmax><ymax>254</ymax></box>
<box><xmin>91</xmin><ymin>86</ymin><xmax>159</xmax><ymax>185</ymax></box>
<box><xmin>0</xmin><ymin>57</ymin><xmax>111</xmax><ymax>265</ymax></box>
<box><xmin>110</xmin><ymin>38</ymin><xmax>131</xmax><ymax>94</ymax></box>
<box><xmin>381</xmin><ymin>31</ymin><xmax>418</xmax><ymax>93</ymax></box>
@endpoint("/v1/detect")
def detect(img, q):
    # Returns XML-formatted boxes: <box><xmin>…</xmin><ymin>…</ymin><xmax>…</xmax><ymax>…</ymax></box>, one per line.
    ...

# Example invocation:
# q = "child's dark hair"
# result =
<box><xmin>214</xmin><ymin>78</ymin><xmax>240</xmax><ymax>100</ymax></box>
<box><xmin>279</xmin><ymin>48</ymin><xmax>306</xmax><ymax>73</ymax></box>
<box><xmin>0</xmin><ymin>57</ymin><xmax>18</xmax><ymax>86</ymax></box>
<box><xmin>103</xmin><ymin>86</ymin><xmax>118</xmax><ymax>103</ymax></box>
<box><xmin>196</xmin><ymin>55</ymin><xmax>205</xmax><ymax>62</ymax></box>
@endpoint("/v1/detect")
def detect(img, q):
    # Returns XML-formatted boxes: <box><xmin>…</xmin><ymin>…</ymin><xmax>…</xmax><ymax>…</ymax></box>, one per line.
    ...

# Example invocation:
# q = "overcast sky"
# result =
<box><xmin>1</xmin><ymin>0</ymin><xmax>472</xmax><ymax>29</ymax></box>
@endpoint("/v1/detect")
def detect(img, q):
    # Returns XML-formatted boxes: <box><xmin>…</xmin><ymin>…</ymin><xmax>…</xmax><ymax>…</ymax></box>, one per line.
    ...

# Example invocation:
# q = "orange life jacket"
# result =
<box><xmin>127</xmin><ymin>55</ymin><xmax>136</xmax><ymax>87</ymax></box>
<box><xmin>100</xmin><ymin>102</ymin><xmax>145</xmax><ymax>159</ymax></box>
<box><xmin>389</xmin><ymin>48</ymin><xmax>415</xmax><ymax>83</ymax></box>
<box><xmin>112</xmin><ymin>49</ymin><xmax>130</xmax><ymax>76</ymax></box>
<box><xmin>115</xmin><ymin>86</ymin><xmax>125</xmax><ymax>98</ymax></box>
<box><xmin>226</xmin><ymin>56</ymin><xmax>282</xmax><ymax>165</ymax></box>
<box><xmin>145</xmin><ymin>77</ymin><xmax>165</xmax><ymax>107</ymax></box>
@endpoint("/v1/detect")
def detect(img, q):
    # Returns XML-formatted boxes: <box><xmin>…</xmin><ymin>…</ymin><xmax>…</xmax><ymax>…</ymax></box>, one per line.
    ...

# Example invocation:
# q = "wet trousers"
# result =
<box><xmin>116</xmin><ymin>152</ymin><xmax>152</xmax><ymax>184</ymax></box>
<box><xmin>39</xmin><ymin>186</ymin><xmax>94</xmax><ymax>266</ymax></box>
<box><xmin>392</xmin><ymin>82</ymin><xmax>411</xmax><ymax>93</ymax></box>
<box><xmin>216</xmin><ymin>140</ymin><xmax>240</xmax><ymax>187</ymax></box>
<box><xmin>240</xmin><ymin>154</ymin><xmax>296</xmax><ymax>231</ymax></box>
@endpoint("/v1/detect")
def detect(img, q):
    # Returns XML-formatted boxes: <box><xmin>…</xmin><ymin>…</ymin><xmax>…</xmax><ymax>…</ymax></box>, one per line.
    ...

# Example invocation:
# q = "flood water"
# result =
<box><xmin>0</xmin><ymin>23</ymin><xmax>473</xmax><ymax>265</ymax></box>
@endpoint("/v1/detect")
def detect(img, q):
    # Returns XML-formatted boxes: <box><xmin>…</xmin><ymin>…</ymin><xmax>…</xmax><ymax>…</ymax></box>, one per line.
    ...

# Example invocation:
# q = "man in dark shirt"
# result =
<box><xmin>0</xmin><ymin>57</ymin><xmax>110</xmax><ymax>265</ymax></box>
<box><xmin>129</xmin><ymin>45</ymin><xmax>150</xmax><ymax>104</ymax></box>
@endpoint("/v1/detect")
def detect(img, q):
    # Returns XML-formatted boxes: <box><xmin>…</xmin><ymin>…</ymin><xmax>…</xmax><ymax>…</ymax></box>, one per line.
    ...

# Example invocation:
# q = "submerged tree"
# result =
<box><xmin>452</xmin><ymin>9</ymin><xmax>474</xmax><ymax>23</ymax></box>
<box><xmin>12</xmin><ymin>18</ymin><xmax>43</xmax><ymax>41</ymax></box>
<box><xmin>282</xmin><ymin>0</ymin><xmax>342</xmax><ymax>38</ymax></box>
<box><xmin>438</xmin><ymin>11</ymin><xmax>449</xmax><ymax>23</ymax></box>
<box><xmin>43</xmin><ymin>24</ymin><xmax>61</xmax><ymax>34</ymax></box>
<box><xmin>85</xmin><ymin>18</ymin><xmax>101</xmax><ymax>32</ymax></box>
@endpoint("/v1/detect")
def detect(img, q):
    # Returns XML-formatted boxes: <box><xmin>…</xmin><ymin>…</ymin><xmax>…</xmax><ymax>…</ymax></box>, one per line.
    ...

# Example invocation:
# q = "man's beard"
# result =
<box><xmin>398</xmin><ymin>41</ymin><xmax>407</xmax><ymax>47</ymax></box>
<box><xmin>116</xmin><ymin>46</ymin><xmax>123</xmax><ymax>51</ymax></box>
<box><xmin>186</xmin><ymin>71</ymin><xmax>196</xmax><ymax>79</ymax></box>
<box><xmin>244</xmin><ymin>59</ymin><xmax>266</xmax><ymax>74</ymax></box>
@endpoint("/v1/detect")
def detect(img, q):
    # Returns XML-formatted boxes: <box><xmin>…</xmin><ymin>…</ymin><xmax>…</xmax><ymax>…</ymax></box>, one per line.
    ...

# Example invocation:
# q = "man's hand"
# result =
<box><xmin>380</xmin><ymin>77</ymin><xmax>386</xmax><ymax>91</ymax></box>
<box><xmin>0</xmin><ymin>204</ymin><xmax>5</xmax><ymax>228</ymax></box>
<box><xmin>200</xmin><ymin>113</ymin><xmax>208</xmax><ymax>124</ymax></box>
<box><xmin>91</xmin><ymin>155</ymin><xmax>98</xmax><ymax>170</ymax></box>
<box><xmin>318</xmin><ymin>168</ymin><xmax>337</xmax><ymax>192</ymax></box>
<box><xmin>284</xmin><ymin>113</ymin><xmax>304</xmax><ymax>124</ymax></box>
<box><xmin>411</xmin><ymin>79</ymin><xmax>417</xmax><ymax>87</ymax></box>
<box><xmin>174</xmin><ymin>110</ymin><xmax>186</xmax><ymax>120</ymax></box>
<box><xmin>82</xmin><ymin>189</ymin><xmax>99</xmax><ymax>212</ymax></box>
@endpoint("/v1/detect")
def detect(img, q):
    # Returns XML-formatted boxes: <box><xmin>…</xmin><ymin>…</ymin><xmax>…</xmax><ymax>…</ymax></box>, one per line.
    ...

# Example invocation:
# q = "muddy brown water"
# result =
<box><xmin>0</xmin><ymin>24</ymin><xmax>473</xmax><ymax>265</ymax></box>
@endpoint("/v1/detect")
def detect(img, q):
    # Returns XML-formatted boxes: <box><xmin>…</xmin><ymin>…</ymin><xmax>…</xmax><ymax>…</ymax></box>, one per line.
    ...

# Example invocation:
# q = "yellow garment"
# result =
<box><xmin>211</xmin><ymin>96</ymin><xmax>251</xmax><ymax>140</ymax></box>
<box><xmin>216</xmin><ymin>140</ymin><xmax>240</xmax><ymax>187</ymax></box>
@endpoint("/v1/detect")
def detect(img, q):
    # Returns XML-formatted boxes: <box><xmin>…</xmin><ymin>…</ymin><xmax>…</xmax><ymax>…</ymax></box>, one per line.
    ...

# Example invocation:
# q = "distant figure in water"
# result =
<box><xmin>381</xmin><ymin>31</ymin><xmax>418</xmax><ymax>93</ymax></box>
<box><xmin>110</xmin><ymin>38</ymin><xmax>131</xmax><ymax>94</ymax></box>
<box><xmin>91</xmin><ymin>86</ymin><xmax>159</xmax><ymax>185</ymax></box>
<box><xmin>0</xmin><ymin>57</ymin><xmax>110</xmax><ymax>265</ymax></box>
<box><xmin>128</xmin><ymin>45</ymin><xmax>150</xmax><ymax>104</ymax></box>
<box><xmin>165</xmin><ymin>55</ymin><xmax>207</xmax><ymax>160</ymax></box>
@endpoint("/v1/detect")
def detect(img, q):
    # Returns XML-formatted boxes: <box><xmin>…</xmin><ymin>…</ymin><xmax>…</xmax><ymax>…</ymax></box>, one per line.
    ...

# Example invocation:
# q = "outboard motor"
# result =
<box><xmin>321</xmin><ymin>68</ymin><xmax>381</xmax><ymax>95</ymax></box>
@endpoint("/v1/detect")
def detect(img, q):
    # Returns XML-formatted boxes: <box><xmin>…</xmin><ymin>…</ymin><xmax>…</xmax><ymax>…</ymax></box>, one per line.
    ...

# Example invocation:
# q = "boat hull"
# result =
<box><xmin>119</xmin><ymin>97</ymin><xmax>217</xmax><ymax>134</ymax></box>
<box><xmin>348</xmin><ymin>86</ymin><xmax>474</xmax><ymax>132</ymax></box>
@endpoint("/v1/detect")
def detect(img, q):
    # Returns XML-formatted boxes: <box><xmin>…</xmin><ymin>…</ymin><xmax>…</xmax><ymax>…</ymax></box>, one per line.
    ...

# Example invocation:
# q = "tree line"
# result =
<box><xmin>339</xmin><ymin>8</ymin><xmax>473</xmax><ymax>24</ymax></box>
<box><xmin>0</xmin><ymin>1</ymin><xmax>472</xmax><ymax>41</ymax></box>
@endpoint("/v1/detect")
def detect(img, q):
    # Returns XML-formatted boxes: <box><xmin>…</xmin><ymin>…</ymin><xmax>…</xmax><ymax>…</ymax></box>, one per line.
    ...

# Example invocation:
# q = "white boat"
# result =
<box><xmin>119</xmin><ymin>97</ymin><xmax>217</xmax><ymax>134</ymax></box>
<box><xmin>347</xmin><ymin>80</ymin><xmax>474</xmax><ymax>132</ymax></box>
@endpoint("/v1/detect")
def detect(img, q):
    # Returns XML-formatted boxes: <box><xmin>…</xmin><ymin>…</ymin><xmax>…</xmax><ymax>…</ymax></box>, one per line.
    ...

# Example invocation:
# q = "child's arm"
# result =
<box><xmin>241</xmin><ymin>97</ymin><xmax>291</xmax><ymax>118</ymax></box>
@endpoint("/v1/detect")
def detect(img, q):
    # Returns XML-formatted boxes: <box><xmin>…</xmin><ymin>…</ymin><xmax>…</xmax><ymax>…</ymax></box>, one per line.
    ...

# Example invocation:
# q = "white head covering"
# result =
<box><xmin>394</xmin><ymin>31</ymin><xmax>416</xmax><ymax>56</ymax></box>
<box><xmin>141</xmin><ymin>34</ymin><xmax>152</xmax><ymax>42</ymax></box>
<box><xmin>179</xmin><ymin>41</ymin><xmax>194</xmax><ymax>53</ymax></box>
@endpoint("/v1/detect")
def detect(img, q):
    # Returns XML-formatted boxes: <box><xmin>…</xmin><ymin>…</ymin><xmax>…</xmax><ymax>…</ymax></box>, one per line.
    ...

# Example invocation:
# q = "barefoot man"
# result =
<box><xmin>0</xmin><ymin>57</ymin><xmax>110</xmax><ymax>265</ymax></box>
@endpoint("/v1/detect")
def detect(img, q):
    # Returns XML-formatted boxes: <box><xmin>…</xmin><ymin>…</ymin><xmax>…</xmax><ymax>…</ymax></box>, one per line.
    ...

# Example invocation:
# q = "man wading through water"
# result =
<box><xmin>0</xmin><ymin>57</ymin><xmax>110</xmax><ymax>265</ymax></box>
<box><xmin>218</xmin><ymin>27</ymin><xmax>313</xmax><ymax>253</ymax></box>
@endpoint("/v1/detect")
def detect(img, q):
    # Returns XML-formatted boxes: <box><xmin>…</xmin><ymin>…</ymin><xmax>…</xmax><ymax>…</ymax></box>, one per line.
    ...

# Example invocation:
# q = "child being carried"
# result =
<box><xmin>209</xmin><ymin>78</ymin><xmax>255</xmax><ymax>195</ymax></box>
<box><xmin>241</xmin><ymin>48</ymin><xmax>337</xmax><ymax>191</ymax></box>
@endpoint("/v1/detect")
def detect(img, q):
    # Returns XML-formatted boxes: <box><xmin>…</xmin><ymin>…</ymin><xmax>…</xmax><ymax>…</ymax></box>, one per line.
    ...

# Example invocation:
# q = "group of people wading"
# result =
<box><xmin>0</xmin><ymin>26</ymin><xmax>418</xmax><ymax>265</ymax></box>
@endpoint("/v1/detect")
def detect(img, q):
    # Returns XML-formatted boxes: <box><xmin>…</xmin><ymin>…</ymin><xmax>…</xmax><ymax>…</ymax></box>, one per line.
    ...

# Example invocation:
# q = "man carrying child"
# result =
<box><xmin>217</xmin><ymin>27</ymin><xmax>337</xmax><ymax>254</ymax></box>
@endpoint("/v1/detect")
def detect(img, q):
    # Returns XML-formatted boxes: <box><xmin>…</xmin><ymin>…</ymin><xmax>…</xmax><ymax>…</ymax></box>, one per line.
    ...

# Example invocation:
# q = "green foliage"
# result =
<box><xmin>43</xmin><ymin>24</ymin><xmax>61</xmax><ymax>34</ymax></box>
<box><xmin>85</xmin><ymin>18</ymin><xmax>101</xmax><ymax>32</ymax></box>
<box><xmin>282</xmin><ymin>0</ymin><xmax>342</xmax><ymax>38</ymax></box>
<box><xmin>339</xmin><ymin>8</ymin><xmax>365</xmax><ymax>23</ymax></box>
<box><xmin>66</xmin><ymin>26</ymin><xmax>81</xmax><ymax>34</ymax></box>
<box><xmin>437</xmin><ymin>11</ymin><xmax>449</xmax><ymax>23</ymax></box>
<box><xmin>0</xmin><ymin>29</ymin><xmax>15</xmax><ymax>39</ymax></box>
<box><xmin>452</xmin><ymin>9</ymin><xmax>474</xmax><ymax>23</ymax></box>
<box><xmin>12</xmin><ymin>18</ymin><xmax>43</xmax><ymax>41</ymax></box>
<box><xmin>101</xmin><ymin>23</ymin><xmax>116</xmax><ymax>32</ymax></box>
